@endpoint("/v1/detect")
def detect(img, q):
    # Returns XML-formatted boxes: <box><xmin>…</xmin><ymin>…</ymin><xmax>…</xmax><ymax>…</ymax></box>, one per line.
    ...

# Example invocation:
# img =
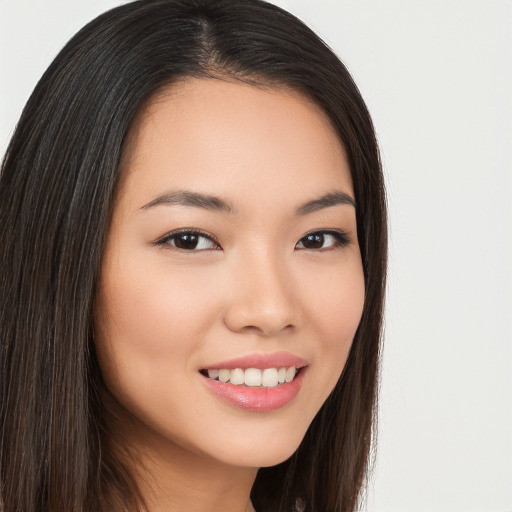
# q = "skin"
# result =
<box><xmin>94</xmin><ymin>78</ymin><xmax>365</xmax><ymax>512</ymax></box>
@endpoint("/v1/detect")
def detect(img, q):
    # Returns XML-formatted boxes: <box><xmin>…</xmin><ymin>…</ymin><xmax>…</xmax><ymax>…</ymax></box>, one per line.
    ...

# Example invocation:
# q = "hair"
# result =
<box><xmin>0</xmin><ymin>1</ymin><xmax>387</xmax><ymax>511</ymax></box>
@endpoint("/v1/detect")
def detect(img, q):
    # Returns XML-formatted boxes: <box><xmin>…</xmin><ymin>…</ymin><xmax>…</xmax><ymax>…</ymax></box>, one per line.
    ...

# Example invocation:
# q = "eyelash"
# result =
<box><xmin>155</xmin><ymin>228</ymin><xmax>351</xmax><ymax>252</ymax></box>
<box><xmin>156</xmin><ymin>229</ymin><xmax>222</xmax><ymax>251</ymax></box>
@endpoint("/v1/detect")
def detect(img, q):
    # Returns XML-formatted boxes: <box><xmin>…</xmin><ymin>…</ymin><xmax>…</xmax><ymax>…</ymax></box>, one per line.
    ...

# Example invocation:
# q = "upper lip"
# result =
<box><xmin>201</xmin><ymin>351</ymin><xmax>308</xmax><ymax>370</ymax></box>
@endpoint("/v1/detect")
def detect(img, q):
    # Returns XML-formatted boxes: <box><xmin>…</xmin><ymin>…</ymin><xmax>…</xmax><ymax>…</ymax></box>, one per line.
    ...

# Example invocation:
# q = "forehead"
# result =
<box><xmin>118</xmin><ymin>78</ymin><xmax>353</xmax><ymax>212</ymax></box>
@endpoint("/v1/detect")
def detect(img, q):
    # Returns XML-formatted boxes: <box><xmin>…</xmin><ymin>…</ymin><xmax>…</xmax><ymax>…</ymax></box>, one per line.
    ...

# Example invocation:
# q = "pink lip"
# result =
<box><xmin>201</xmin><ymin>351</ymin><xmax>308</xmax><ymax>370</ymax></box>
<box><xmin>200</xmin><ymin>367</ymin><xmax>306</xmax><ymax>412</ymax></box>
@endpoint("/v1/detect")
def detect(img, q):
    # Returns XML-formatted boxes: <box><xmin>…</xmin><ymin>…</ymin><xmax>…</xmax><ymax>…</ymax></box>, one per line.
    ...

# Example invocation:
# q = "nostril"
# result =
<box><xmin>223</xmin><ymin>305</ymin><xmax>298</xmax><ymax>337</ymax></box>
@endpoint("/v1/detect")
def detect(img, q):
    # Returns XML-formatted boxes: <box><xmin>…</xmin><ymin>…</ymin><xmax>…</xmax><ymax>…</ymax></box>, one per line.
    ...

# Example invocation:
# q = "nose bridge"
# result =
<box><xmin>224</xmin><ymin>243</ymin><xmax>298</xmax><ymax>336</ymax></box>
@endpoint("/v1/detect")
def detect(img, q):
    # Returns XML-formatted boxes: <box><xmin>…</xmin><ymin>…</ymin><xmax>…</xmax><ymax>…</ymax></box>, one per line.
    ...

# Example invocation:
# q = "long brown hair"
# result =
<box><xmin>0</xmin><ymin>1</ymin><xmax>387</xmax><ymax>511</ymax></box>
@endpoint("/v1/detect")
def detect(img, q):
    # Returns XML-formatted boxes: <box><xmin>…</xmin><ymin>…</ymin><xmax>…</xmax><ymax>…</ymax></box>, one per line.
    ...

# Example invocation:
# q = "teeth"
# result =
<box><xmin>230</xmin><ymin>368</ymin><xmax>245</xmax><ymax>385</ymax></box>
<box><xmin>244</xmin><ymin>368</ymin><xmax>262</xmax><ymax>387</ymax></box>
<box><xmin>205</xmin><ymin>366</ymin><xmax>299</xmax><ymax>388</ymax></box>
<box><xmin>285</xmin><ymin>367</ymin><xmax>296</xmax><ymax>383</ymax></box>
<box><xmin>218</xmin><ymin>369</ymin><xmax>230</xmax><ymax>383</ymax></box>
<box><xmin>207</xmin><ymin>369</ymin><xmax>219</xmax><ymax>380</ymax></box>
<box><xmin>262</xmin><ymin>368</ymin><xmax>279</xmax><ymax>387</ymax></box>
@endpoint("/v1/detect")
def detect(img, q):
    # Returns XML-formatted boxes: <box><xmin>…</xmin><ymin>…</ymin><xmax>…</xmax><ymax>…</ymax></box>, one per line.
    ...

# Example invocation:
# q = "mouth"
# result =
<box><xmin>199</xmin><ymin>353</ymin><xmax>308</xmax><ymax>412</ymax></box>
<box><xmin>200</xmin><ymin>366</ymin><xmax>303</xmax><ymax>388</ymax></box>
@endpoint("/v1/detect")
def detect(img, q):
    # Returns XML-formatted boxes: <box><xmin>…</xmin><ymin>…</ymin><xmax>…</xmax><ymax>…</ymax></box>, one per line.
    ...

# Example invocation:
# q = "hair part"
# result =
<box><xmin>0</xmin><ymin>1</ymin><xmax>387</xmax><ymax>511</ymax></box>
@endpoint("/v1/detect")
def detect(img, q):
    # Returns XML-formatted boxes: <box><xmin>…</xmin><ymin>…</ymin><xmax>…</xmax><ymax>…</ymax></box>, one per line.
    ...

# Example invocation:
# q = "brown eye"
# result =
<box><xmin>158</xmin><ymin>230</ymin><xmax>219</xmax><ymax>251</ymax></box>
<box><xmin>300</xmin><ymin>233</ymin><xmax>325</xmax><ymax>249</ymax></box>
<box><xmin>295</xmin><ymin>231</ymin><xmax>350</xmax><ymax>250</ymax></box>
<box><xmin>174</xmin><ymin>233</ymin><xmax>201</xmax><ymax>250</ymax></box>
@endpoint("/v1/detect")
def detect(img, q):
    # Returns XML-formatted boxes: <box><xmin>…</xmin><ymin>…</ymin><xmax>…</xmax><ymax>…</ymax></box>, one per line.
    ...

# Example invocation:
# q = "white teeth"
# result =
<box><xmin>244</xmin><ymin>368</ymin><xmax>262</xmax><ymax>387</ymax></box>
<box><xmin>230</xmin><ymin>368</ymin><xmax>245</xmax><ymax>385</ymax></box>
<box><xmin>219</xmin><ymin>369</ymin><xmax>230</xmax><ymax>383</ymax></box>
<box><xmin>262</xmin><ymin>368</ymin><xmax>279</xmax><ymax>387</ymax></box>
<box><xmin>205</xmin><ymin>366</ymin><xmax>299</xmax><ymax>387</ymax></box>
<box><xmin>207</xmin><ymin>369</ymin><xmax>219</xmax><ymax>380</ymax></box>
<box><xmin>285</xmin><ymin>367</ymin><xmax>296</xmax><ymax>383</ymax></box>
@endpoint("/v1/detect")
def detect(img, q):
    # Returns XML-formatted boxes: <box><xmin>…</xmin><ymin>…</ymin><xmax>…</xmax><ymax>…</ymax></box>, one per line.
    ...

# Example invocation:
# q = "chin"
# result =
<box><xmin>200</xmin><ymin>420</ymin><xmax>310</xmax><ymax>469</ymax></box>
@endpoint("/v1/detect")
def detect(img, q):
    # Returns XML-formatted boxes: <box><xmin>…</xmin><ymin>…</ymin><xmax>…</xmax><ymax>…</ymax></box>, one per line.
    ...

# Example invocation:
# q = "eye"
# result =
<box><xmin>295</xmin><ymin>230</ymin><xmax>350</xmax><ymax>250</ymax></box>
<box><xmin>157</xmin><ymin>229</ymin><xmax>220</xmax><ymax>251</ymax></box>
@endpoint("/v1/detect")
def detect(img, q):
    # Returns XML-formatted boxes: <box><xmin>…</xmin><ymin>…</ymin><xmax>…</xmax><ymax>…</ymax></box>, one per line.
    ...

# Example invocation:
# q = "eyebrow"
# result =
<box><xmin>140</xmin><ymin>189</ymin><xmax>355</xmax><ymax>215</ymax></box>
<box><xmin>295</xmin><ymin>191</ymin><xmax>356</xmax><ymax>215</ymax></box>
<box><xmin>140</xmin><ymin>191</ymin><xmax>234</xmax><ymax>213</ymax></box>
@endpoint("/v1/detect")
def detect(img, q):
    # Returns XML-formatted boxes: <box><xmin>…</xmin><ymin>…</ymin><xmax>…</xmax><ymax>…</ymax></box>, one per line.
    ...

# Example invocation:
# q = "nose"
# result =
<box><xmin>223</xmin><ymin>251</ymin><xmax>299</xmax><ymax>337</ymax></box>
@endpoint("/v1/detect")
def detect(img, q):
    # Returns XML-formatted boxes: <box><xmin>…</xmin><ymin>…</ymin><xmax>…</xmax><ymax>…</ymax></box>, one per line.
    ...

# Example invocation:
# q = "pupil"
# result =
<box><xmin>175</xmin><ymin>234</ymin><xmax>198</xmax><ymax>249</ymax></box>
<box><xmin>304</xmin><ymin>233</ymin><xmax>324</xmax><ymax>249</ymax></box>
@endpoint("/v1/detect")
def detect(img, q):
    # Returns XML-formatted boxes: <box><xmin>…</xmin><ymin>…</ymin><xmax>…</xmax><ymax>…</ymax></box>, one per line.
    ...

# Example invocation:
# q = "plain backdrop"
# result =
<box><xmin>1</xmin><ymin>1</ymin><xmax>511</xmax><ymax>511</ymax></box>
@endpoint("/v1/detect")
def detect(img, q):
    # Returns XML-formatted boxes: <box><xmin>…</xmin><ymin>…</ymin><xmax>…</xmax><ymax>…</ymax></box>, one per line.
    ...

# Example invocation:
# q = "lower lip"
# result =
<box><xmin>200</xmin><ymin>369</ymin><xmax>306</xmax><ymax>412</ymax></box>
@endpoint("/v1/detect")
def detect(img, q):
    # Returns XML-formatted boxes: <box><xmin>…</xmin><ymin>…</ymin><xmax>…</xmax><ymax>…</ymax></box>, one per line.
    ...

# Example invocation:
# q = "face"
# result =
<box><xmin>95</xmin><ymin>78</ymin><xmax>365</xmax><ymax>470</ymax></box>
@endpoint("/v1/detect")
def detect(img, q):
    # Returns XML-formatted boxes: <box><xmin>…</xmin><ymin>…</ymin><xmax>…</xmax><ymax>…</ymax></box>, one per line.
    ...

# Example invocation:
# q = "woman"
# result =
<box><xmin>0</xmin><ymin>1</ymin><xmax>387</xmax><ymax>511</ymax></box>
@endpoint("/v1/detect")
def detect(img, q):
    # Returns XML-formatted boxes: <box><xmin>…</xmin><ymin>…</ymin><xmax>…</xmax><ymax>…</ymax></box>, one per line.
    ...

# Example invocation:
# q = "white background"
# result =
<box><xmin>1</xmin><ymin>1</ymin><xmax>511</xmax><ymax>511</ymax></box>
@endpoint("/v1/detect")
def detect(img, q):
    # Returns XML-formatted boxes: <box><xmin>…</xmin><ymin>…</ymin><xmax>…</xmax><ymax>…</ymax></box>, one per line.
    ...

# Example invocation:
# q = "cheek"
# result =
<box><xmin>94</xmin><ymin>252</ymin><xmax>221</xmax><ymax>389</ymax></box>
<box><xmin>305</xmin><ymin>255</ymin><xmax>365</xmax><ymax>386</ymax></box>
<box><xmin>327</xmin><ymin>266</ymin><xmax>365</xmax><ymax>342</ymax></box>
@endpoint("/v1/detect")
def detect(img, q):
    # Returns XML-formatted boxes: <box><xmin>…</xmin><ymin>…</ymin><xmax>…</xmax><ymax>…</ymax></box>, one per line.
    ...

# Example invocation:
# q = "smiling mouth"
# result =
<box><xmin>200</xmin><ymin>367</ymin><xmax>301</xmax><ymax>388</ymax></box>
